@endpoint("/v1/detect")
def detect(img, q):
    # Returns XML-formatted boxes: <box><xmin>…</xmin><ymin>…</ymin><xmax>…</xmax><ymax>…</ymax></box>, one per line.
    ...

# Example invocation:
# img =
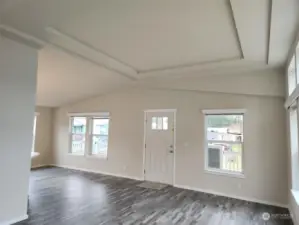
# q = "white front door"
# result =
<box><xmin>144</xmin><ymin>110</ymin><xmax>175</xmax><ymax>185</ymax></box>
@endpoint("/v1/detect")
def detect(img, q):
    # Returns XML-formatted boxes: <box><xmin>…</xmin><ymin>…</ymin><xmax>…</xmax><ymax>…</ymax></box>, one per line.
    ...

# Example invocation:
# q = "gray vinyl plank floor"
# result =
<box><xmin>15</xmin><ymin>167</ymin><xmax>292</xmax><ymax>225</ymax></box>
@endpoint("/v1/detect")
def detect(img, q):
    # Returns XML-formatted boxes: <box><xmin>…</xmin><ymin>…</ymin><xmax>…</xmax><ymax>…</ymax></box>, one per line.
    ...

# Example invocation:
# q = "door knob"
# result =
<box><xmin>169</xmin><ymin>150</ymin><xmax>174</xmax><ymax>153</ymax></box>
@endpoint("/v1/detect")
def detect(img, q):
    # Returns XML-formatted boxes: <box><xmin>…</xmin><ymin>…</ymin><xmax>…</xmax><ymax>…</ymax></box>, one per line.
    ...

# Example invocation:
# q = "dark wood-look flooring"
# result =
<box><xmin>15</xmin><ymin>167</ymin><xmax>292</xmax><ymax>225</ymax></box>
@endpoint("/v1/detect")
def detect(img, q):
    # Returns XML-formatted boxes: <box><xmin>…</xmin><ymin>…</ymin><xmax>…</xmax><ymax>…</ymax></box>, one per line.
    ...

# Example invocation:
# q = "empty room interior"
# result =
<box><xmin>1</xmin><ymin>0</ymin><xmax>299</xmax><ymax>224</ymax></box>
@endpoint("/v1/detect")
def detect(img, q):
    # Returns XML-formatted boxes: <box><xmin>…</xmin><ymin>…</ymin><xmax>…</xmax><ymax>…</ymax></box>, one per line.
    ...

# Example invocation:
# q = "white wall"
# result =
<box><xmin>139</xmin><ymin>69</ymin><xmax>285</xmax><ymax>97</ymax></box>
<box><xmin>53</xmin><ymin>75</ymin><xmax>288</xmax><ymax>206</ymax></box>
<box><xmin>0</xmin><ymin>37</ymin><xmax>37</xmax><ymax>223</ymax></box>
<box><xmin>31</xmin><ymin>106</ymin><xmax>53</xmax><ymax>168</ymax></box>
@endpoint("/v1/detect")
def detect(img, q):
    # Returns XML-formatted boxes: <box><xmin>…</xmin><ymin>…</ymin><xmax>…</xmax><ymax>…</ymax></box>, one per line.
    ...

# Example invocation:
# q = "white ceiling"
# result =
<box><xmin>0</xmin><ymin>0</ymin><xmax>298</xmax><ymax>106</ymax></box>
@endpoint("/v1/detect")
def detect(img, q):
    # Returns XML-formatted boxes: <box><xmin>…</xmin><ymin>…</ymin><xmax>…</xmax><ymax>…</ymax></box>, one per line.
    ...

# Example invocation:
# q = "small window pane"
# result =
<box><xmin>33</xmin><ymin>116</ymin><xmax>37</xmax><ymax>135</ymax></box>
<box><xmin>157</xmin><ymin>117</ymin><xmax>163</xmax><ymax>130</ymax></box>
<box><xmin>206</xmin><ymin>115</ymin><xmax>243</xmax><ymax>142</ymax></box>
<box><xmin>71</xmin><ymin>134</ymin><xmax>85</xmax><ymax>155</ymax></box>
<box><xmin>163</xmin><ymin>117</ymin><xmax>168</xmax><ymax>130</ymax></box>
<box><xmin>296</xmin><ymin>49</ymin><xmax>299</xmax><ymax>84</ymax></box>
<box><xmin>289</xmin><ymin>56</ymin><xmax>296</xmax><ymax>94</ymax></box>
<box><xmin>92</xmin><ymin>118</ymin><xmax>109</xmax><ymax>135</ymax></box>
<box><xmin>152</xmin><ymin>117</ymin><xmax>157</xmax><ymax>130</ymax></box>
<box><xmin>32</xmin><ymin>116</ymin><xmax>37</xmax><ymax>152</ymax></box>
<box><xmin>92</xmin><ymin>136</ymin><xmax>108</xmax><ymax>156</ymax></box>
<box><xmin>72</xmin><ymin>117</ymin><xmax>86</xmax><ymax>134</ymax></box>
<box><xmin>207</xmin><ymin>142</ymin><xmax>242</xmax><ymax>173</ymax></box>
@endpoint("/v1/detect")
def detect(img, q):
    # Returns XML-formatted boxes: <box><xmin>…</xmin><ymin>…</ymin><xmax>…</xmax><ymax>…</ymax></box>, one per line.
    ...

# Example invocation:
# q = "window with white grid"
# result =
<box><xmin>89</xmin><ymin>117</ymin><xmax>109</xmax><ymax>158</ymax></box>
<box><xmin>69</xmin><ymin>117</ymin><xmax>87</xmax><ymax>155</ymax></box>
<box><xmin>68</xmin><ymin>113</ymin><xmax>110</xmax><ymax>158</ymax></box>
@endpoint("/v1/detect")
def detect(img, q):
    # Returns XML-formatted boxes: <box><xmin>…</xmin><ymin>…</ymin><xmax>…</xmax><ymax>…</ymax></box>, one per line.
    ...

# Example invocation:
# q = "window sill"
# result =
<box><xmin>86</xmin><ymin>155</ymin><xmax>107</xmax><ymax>160</ymax></box>
<box><xmin>205</xmin><ymin>168</ymin><xmax>245</xmax><ymax>178</ymax></box>
<box><xmin>31</xmin><ymin>152</ymin><xmax>40</xmax><ymax>159</ymax></box>
<box><xmin>292</xmin><ymin>189</ymin><xmax>299</xmax><ymax>206</ymax></box>
<box><xmin>68</xmin><ymin>153</ymin><xmax>85</xmax><ymax>157</ymax></box>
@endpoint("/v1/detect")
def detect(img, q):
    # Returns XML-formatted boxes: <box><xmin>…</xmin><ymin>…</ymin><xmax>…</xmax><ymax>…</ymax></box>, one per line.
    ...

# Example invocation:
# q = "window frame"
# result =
<box><xmin>32</xmin><ymin>113</ymin><xmax>39</xmax><ymax>152</ymax></box>
<box><xmin>286</xmin><ymin>44</ymin><xmax>299</xmax><ymax>107</ymax></box>
<box><xmin>68</xmin><ymin>116</ymin><xmax>87</xmax><ymax>156</ymax></box>
<box><xmin>68</xmin><ymin>112</ymin><xmax>110</xmax><ymax>159</ymax></box>
<box><xmin>88</xmin><ymin>117</ymin><xmax>110</xmax><ymax>158</ymax></box>
<box><xmin>289</xmin><ymin>102</ymin><xmax>299</xmax><ymax>190</ymax></box>
<box><xmin>202</xmin><ymin>109</ymin><xmax>245</xmax><ymax>178</ymax></box>
<box><xmin>288</xmin><ymin>55</ymin><xmax>297</xmax><ymax>95</ymax></box>
<box><xmin>286</xmin><ymin>30</ymin><xmax>299</xmax><ymax>203</ymax></box>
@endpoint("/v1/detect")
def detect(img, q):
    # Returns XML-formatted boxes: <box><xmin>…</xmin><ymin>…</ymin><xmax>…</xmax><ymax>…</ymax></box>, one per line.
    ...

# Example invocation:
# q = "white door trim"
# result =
<box><xmin>142</xmin><ymin>109</ymin><xmax>177</xmax><ymax>185</ymax></box>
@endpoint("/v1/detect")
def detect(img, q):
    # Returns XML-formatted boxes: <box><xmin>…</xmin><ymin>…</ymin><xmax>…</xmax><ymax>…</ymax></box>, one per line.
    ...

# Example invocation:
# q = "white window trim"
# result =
<box><xmin>289</xmin><ymin>103</ymin><xmax>299</xmax><ymax>191</ymax></box>
<box><xmin>205</xmin><ymin>168</ymin><xmax>245</xmax><ymax>178</ymax></box>
<box><xmin>202</xmin><ymin>109</ymin><xmax>246</xmax><ymax>115</ymax></box>
<box><xmin>286</xmin><ymin>29</ymin><xmax>299</xmax><ymax>208</ymax></box>
<box><xmin>68</xmin><ymin>113</ymin><xmax>110</xmax><ymax>159</ymax></box>
<box><xmin>32</xmin><ymin>113</ymin><xmax>39</xmax><ymax>153</ymax></box>
<box><xmin>285</xmin><ymin>86</ymin><xmax>299</xmax><ymax>109</ymax></box>
<box><xmin>68</xmin><ymin>112</ymin><xmax>110</xmax><ymax>117</ymax></box>
<box><xmin>203</xmin><ymin>109</ymin><xmax>245</xmax><ymax>178</ymax></box>
<box><xmin>286</xmin><ymin>38</ymin><xmax>299</xmax><ymax>108</ymax></box>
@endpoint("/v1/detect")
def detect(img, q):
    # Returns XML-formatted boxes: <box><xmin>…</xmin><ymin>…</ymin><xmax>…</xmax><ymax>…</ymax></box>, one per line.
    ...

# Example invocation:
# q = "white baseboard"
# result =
<box><xmin>31</xmin><ymin>164</ymin><xmax>47</xmax><ymax>169</ymax></box>
<box><xmin>0</xmin><ymin>214</ymin><xmax>28</xmax><ymax>225</ymax></box>
<box><xmin>50</xmin><ymin>164</ymin><xmax>144</xmax><ymax>181</ymax></box>
<box><xmin>174</xmin><ymin>184</ymin><xmax>288</xmax><ymax>209</ymax></box>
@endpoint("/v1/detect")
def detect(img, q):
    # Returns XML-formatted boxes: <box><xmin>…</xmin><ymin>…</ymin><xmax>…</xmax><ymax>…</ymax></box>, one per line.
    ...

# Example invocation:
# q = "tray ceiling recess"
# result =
<box><xmin>0</xmin><ymin>0</ymin><xmax>269</xmax><ymax>79</ymax></box>
<box><xmin>0</xmin><ymin>0</ymin><xmax>297</xmax><ymax>106</ymax></box>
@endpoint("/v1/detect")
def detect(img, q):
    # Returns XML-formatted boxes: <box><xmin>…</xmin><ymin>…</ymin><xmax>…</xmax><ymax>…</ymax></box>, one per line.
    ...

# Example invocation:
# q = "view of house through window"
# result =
<box><xmin>205</xmin><ymin>113</ymin><xmax>244</xmax><ymax>174</ymax></box>
<box><xmin>69</xmin><ymin>115</ymin><xmax>110</xmax><ymax>158</ymax></box>
<box><xmin>70</xmin><ymin>117</ymin><xmax>86</xmax><ymax>155</ymax></box>
<box><xmin>90</xmin><ymin>118</ymin><xmax>109</xmax><ymax>157</ymax></box>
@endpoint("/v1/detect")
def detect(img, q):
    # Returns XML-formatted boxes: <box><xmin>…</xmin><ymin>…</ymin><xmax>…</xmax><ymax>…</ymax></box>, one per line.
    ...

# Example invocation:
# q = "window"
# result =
<box><xmin>296</xmin><ymin>49</ymin><xmax>299</xmax><ymax>84</ymax></box>
<box><xmin>90</xmin><ymin>117</ymin><xmax>109</xmax><ymax>158</ymax></box>
<box><xmin>32</xmin><ymin>115</ymin><xmax>37</xmax><ymax>152</ymax></box>
<box><xmin>69</xmin><ymin>113</ymin><xmax>110</xmax><ymax>158</ymax></box>
<box><xmin>152</xmin><ymin>117</ymin><xmax>168</xmax><ymax>130</ymax></box>
<box><xmin>290</xmin><ymin>104</ymin><xmax>299</xmax><ymax>190</ymax></box>
<box><xmin>203</xmin><ymin>110</ymin><xmax>244</xmax><ymax>176</ymax></box>
<box><xmin>286</xmin><ymin>36</ymin><xmax>299</xmax><ymax>201</ymax></box>
<box><xmin>70</xmin><ymin>117</ymin><xmax>87</xmax><ymax>155</ymax></box>
<box><xmin>289</xmin><ymin>55</ymin><xmax>296</xmax><ymax>95</ymax></box>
